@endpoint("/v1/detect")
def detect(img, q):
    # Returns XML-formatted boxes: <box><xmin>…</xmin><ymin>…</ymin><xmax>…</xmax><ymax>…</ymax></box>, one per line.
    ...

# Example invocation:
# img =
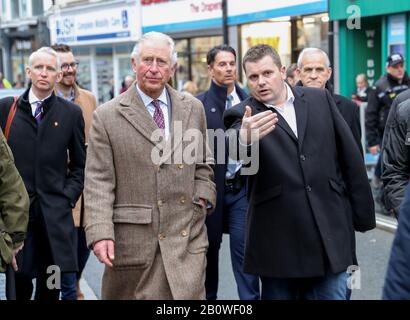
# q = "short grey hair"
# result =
<box><xmin>28</xmin><ymin>47</ymin><xmax>61</xmax><ymax>70</ymax></box>
<box><xmin>131</xmin><ymin>31</ymin><xmax>177</xmax><ymax>66</ymax></box>
<box><xmin>297</xmin><ymin>48</ymin><xmax>331</xmax><ymax>69</ymax></box>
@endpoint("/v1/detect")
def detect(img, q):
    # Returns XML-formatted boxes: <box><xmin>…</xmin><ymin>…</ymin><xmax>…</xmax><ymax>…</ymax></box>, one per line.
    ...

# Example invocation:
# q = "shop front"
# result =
<box><xmin>48</xmin><ymin>0</ymin><xmax>141</xmax><ymax>104</ymax></box>
<box><xmin>0</xmin><ymin>19</ymin><xmax>49</xmax><ymax>87</ymax></box>
<box><xmin>329</xmin><ymin>0</ymin><xmax>410</xmax><ymax>97</ymax></box>
<box><xmin>142</xmin><ymin>0</ymin><xmax>328</xmax><ymax>93</ymax></box>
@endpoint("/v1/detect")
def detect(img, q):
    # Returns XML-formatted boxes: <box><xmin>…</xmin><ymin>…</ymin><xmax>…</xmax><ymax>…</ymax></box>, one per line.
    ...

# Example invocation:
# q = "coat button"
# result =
<box><xmin>180</xmin><ymin>197</ymin><xmax>185</xmax><ymax>204</ymax></box>
<box><xmin>181</xmin><ymin>230</ymin><xmax>187</xmax><ymax>237</ymax></box>
<box><xmin>158</xmin><ymin>200</ymin><xmax>163</xmax><ymax>207</ymax></box>
<box><xmin>158</xmin><ymin>233</ymin><xmax>165</xmax><ymax>240</ymax></box>
<box><xmin>306</xmin><ymin>185</ymin><xmax>312</xmax><ymax>192</ymax></box>
<box><xmin>300</xmin><ymin>155</ymin><xmax>306</xmax><ymax>161</ymax></box>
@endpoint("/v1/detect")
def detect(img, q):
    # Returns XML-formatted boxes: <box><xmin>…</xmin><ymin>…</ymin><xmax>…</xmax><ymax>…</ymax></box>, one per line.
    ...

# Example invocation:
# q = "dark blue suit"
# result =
<box><xmin>197</xmin><ymin>81</ymin><xmax>260</xmax><ymax>300</ymax></box>
<box><xmin>383</xmin><ymin>183</ymin><xmax>410</xmax><ymax>299</ymax></box>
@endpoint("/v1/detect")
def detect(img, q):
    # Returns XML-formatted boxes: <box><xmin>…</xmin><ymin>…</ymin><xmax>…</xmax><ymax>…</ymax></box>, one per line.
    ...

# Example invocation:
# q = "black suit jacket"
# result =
<box><xmin>0</xmin><ymin>88</ymin><xmax>86</xmax><ymax>273</ymax></box>
<box><xmin>223</xmin><ymin>86</ymin><xmax>375</xmax><ymax>278</ymax></box>
<box><xmin>296</xmin><ymin>81</ymin><xmax>362</xmax><ymax>153</ymax></box>
<box><xmin>197</xmin><ymin>81</ymin><xmax>248</xmax><ymax>243</ymax></box>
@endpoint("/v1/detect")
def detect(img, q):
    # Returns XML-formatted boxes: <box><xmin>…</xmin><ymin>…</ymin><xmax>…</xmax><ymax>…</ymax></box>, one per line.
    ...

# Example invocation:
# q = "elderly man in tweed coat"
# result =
<box><xmin>84</xmin><ymin>32</ymin><xmax>216</xmax><ymax>300</ymax></box>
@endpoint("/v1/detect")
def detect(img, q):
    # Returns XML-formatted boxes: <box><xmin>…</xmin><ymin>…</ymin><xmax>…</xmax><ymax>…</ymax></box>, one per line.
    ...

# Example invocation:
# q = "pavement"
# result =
<box><xmin>0</xmin><ymin>210</ymin><xmax>398</xmax><ymax>300</ymax></box>
<box><xmin>0</xmin><ymin>274</ymin><xmax>97</xmax><ymax>300</ymax></box>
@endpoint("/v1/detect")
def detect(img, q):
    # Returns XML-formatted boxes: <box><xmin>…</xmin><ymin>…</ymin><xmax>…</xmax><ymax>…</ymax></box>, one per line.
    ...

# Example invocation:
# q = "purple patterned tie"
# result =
<box><xmin>152</xmin><ymin>99</ymin><xmax>165</xmax><ymax>130</ymax></box>
<box><xmin>34</xmin><ymin>101</ymin><xmax>43</xmax><ymax>124</ymax></box>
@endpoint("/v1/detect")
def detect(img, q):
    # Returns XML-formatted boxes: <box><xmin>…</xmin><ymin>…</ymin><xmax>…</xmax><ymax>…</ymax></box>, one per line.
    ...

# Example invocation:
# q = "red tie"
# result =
<box><xmin>152</xmin><ymin>100</ymin><xmax>165</xmax><ymax>130</ymax></box>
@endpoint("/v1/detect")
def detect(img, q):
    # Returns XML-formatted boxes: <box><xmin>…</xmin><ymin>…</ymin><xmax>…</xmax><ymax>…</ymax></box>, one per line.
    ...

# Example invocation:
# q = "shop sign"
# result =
<box><xmin>142</xmin><ymin>0</ymin><xmax>222</xmax><ymax>32</ymax></box>
<box><xmin>49</xmin><ymin>4</ymin><xmax>141</xmax><ymax>46</ymax></box>
<box><xmin>142</xmin><ymin>0</ymin><xmax>326</xmax><ymax>32</ymax></box>
<box><xmin>387</xmin><ymin>14</ymin><xmax>406</xmax><ymax>56</ymax></box>
<box><xmin>365</xmin><ymin>29</ymin><xmax>376</xmax><ymax>87</ymax></box>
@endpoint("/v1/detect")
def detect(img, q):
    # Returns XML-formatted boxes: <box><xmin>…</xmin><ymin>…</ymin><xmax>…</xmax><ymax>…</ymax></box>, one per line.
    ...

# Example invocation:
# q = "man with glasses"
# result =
<box><xmin>0</xmin><ymin>47</ymin><xmax>86</xmax><ymax>300</ymax></box>
<box><xmin>51</xmin><ymin>44</ymin><xmax>97</xmax><ymax>300</ymax></box>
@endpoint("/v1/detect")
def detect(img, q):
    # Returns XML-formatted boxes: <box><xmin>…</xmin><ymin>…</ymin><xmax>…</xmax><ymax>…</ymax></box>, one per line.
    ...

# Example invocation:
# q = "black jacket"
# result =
<box><xmin>383</xmin><ymin>183</ymin><xmax>410</xmax><ymax>300</ymax></box>
<box><xmin>223</xmin><ymin>86</ymin><xmax>375</xmax><ymax>278</ymax></box>
<box><xmin>366</xmin><ymin>72</ymin><xmax>410</xmax><ymax>147</ymax></box>
<box><xmin>196</xmin><ymin>81</ymin><xmax>248</xmax><ymax>243</ymax></box>
<box><xmin>381</xmin><ymin>88</ymin><xmax>410</xmax><ymax>215</ymax></box>
<box><xmin>0</xmin><ymin>88</ymin><xmax>86</xmax><ymax>273</ymax></box>
<box><xmin>296</xmin><ymin>81</ymin><xmax>362</xmax><ymax>153</ymax></box>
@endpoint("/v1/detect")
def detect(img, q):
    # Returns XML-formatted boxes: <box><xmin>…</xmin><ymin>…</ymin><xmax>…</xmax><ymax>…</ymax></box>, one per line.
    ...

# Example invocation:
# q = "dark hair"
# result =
<box><xmin>242</xmin><ymin>44</ymin><xmax>282</xmax><ymax>72</ymax></box>
<box><xmin>51</xmin><ymin>44</ymin><xmax>72</xmax><ymax>53</ymax></box>
<box><xmin>286</xmin><ymin>63</ymin><xmax>298</xmax><ymax>78</ymax></box>
<box><xmin>206</xmin><ymin>44</ymin><xmax>236</xmax><ymax>66</ymax></box>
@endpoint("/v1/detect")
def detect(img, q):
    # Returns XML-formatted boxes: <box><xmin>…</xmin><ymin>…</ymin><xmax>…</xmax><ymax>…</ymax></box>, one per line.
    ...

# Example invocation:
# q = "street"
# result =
<box><xmin>0</xmin><ymin>215</ymin><xmax>396</xmax><ymax>300</ymax></box>
<box><xmin>82</xmin><ymin>220</ymin><xmax>395</xmax><ymax>300</ymax></box>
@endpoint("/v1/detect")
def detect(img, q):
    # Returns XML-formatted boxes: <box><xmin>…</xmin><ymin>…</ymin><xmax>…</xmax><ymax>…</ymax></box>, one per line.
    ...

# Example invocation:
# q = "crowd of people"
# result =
<box><xmin>1</xmin><ymin>30</ymin><xmax>410</xmax><ymax>300</ymax></box>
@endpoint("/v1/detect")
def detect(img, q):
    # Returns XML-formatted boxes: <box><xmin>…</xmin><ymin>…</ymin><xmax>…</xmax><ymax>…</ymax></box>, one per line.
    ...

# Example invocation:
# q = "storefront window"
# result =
<box><xmin>72</xmin><ymin>47</ymin><xmax>92</xmax><ymax>92</ymax></box>
<box><xmin>175</xmin><ymin>39</ymin><xmax>189</xmax><ymax>91</ymax></box>
<box><xmin>241</xmin><ymin>20</ymin><xmax>291</xmax><ymax>80</ymax></box>
<box><xmin>11</xmin><ymin>0</ymin><xmax>20</xmax><ymax>19</ymax></box>
<box><xmin>20</xmin><ymin>0</ymin><xmax>27</xmax><ymax>17</ymax></box>
<box><xmin>96</xmin><ymin>47</ymin><xmax>113</xmax><ymax>104</ymax></box>
<box><xmin>190</xmin><ymin>36</ymin><xmax>223</xmax><ymax>94</ymax></box>
<box><xmin>32</xmin><ymin>0</ymin><xmax>44</xmax><ymax>16</ymax></box>
<box><xmin>10</xmin><ymin>39</ymin><xmax>32</xmax><ymax>87</ymax></box>
<box><xmin>115</xmin><ymin>44</ymin><xmax>135</xmax><ymax>97</ymax></box>
<box><xmin>296</xmin><ymin>14</ymin><xmax>329</xmax><ymax>57</ymax></box>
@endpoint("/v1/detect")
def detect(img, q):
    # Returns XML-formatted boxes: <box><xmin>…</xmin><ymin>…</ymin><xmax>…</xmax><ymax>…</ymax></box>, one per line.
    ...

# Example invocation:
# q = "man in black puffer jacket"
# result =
<box><xmin>381</xmin><ymin>88</ymin><xmax>410</xmax><ymax>218</ymax></box>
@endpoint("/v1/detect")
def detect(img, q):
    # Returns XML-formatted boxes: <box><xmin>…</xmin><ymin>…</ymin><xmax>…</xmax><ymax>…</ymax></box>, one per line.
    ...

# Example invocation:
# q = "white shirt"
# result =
<box><xmin>136</xmin><ymin>84</ymin><xmax>170</xmax><ymax>140</ymax></box>
<box><xmin>28</xmin><ymin>89</ymin><xmax>51</xmax><ymax>116</ymax></box>
<box><xmin>226</xmin><ymin>86</ymin><xmax>243</xmax><ymax>178</ymax></box>
<box><xmin>229</xmin><ymin>86</ymin><xmax>241</xmax><ymax>107</ymax></box>
<box><xmin>265</xmin><ymin>83</ymin><xmax>298</xmax><ymax>138</ymax></box>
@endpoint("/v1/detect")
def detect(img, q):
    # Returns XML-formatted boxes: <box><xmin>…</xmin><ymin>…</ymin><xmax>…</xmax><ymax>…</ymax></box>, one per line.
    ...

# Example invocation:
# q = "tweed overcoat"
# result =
<box><xmin>84</xmin><ymin>84</ymin><xmax>216</xmax><ymax>299</ymax></box>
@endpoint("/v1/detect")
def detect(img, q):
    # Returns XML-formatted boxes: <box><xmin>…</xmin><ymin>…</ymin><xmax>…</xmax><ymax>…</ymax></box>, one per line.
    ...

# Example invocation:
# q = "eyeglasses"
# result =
<box><xmin>61</xmin><ymin>62</ymin><xmax>79</xmax><ymax>71</ymax></box>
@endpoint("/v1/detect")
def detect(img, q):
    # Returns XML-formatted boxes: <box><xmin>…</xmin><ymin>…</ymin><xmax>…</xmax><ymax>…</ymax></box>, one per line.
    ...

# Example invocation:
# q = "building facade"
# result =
<box><xmin>48</xmin><ymin>0</ymin><xmax>141</xmax><ymax>103</ymax></box>
<box><xmin>330</xmin><ymin>0</ymin><xmax>410</xmax><ymax>97</ymax></box>
<box><xmin>0</xmin><ymin>0</ymin><xmax>52</xmax><ymax>86</ymax></box>
<box><xmin>142</xmin><ymin>0</ymin><xmax>329</xmax><ymax>93</ymax></box>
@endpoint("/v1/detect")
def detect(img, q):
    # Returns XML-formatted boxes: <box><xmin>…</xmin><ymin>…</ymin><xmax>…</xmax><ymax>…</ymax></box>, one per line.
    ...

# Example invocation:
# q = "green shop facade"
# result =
<box><xmin>329</xmin><ymin>0</ymin><xmax>410</xmax><ymax>97</ymax></box>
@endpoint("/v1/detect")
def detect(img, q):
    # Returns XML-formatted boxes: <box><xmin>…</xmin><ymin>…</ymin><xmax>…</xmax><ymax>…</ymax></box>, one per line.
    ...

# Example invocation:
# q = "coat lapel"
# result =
<box><xmin>292</xmin><ymin>88</ymin><xmax>308</xmax><ymax>149</ymax></box>
<box><xmin>160</xmin><ymin>84</ymin><xmax>191</xmax><ymax>165</ymax></box>
<box><xmin>117</xmin><ymin>85</ymin><xmax>159</xmax><ymax>146</ymax></box>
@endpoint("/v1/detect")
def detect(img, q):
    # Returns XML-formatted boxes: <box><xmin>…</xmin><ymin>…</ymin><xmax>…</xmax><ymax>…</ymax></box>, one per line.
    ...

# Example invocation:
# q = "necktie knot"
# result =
<box><xmin>226</xmin><ymin>95</ymin><xmax>234</xmax><ymax>110</ymax></box>
<box><xmin>152</xmin><ymin>99</ymin><xmax>165</xmax><ymax>130</ymax></box>
<box><xmin>34</xmin><ymin>101</ymin><xmax>43</xmax><ymax>124</ymax></box>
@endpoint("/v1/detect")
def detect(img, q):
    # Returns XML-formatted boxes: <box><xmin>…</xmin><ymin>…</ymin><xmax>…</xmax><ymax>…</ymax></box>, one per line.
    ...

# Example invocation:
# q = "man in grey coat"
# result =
<box><xmin>84</xmin><ymin>32</ymin><xmax>216</xmax><ymax>299</ymax></box>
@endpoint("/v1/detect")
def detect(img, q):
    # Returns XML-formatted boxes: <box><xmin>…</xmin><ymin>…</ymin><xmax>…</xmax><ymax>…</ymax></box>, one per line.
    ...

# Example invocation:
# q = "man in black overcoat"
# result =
<box><xmin>0</xmin><ymin>47</ymin><xmax>85</xmax><ymax>300</ymax></box>
<box><xmin>223</xmin><ymin>44</ymin><xmax>375</xmax><ymax>300</ymax></box>
<box><xmin>197</xmin><ymin>45</ymin><xmax>259</xmax><ymax>300</ymax></box>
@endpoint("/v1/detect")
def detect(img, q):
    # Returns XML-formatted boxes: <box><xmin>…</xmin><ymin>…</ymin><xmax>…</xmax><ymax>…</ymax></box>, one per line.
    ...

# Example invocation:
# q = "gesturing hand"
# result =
<box><xmin>239</xmin><ymin>106</ymin><xmax>278</xmax><ymax>145</ymax></box>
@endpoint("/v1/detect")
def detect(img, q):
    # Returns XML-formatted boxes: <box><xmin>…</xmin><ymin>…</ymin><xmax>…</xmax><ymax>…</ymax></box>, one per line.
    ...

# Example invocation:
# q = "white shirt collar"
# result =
<box><xmin>136</xmin><ymin>84</ymin><xmax>168</xmax><ymax>107</ymax></box>
<box><xmin>28</xmin><ymin>88</ymin><xmax>51</xmax><ymax>104</ymax></box>
<box><xmin>229</xmin><ymin>86</ymin><xmax>237</xmax><ymax>97</ymax></box>
<box><xmin>265</xmin><ymin>82</ymin><xmax>294</xmax><ymax>110</ymax></box>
